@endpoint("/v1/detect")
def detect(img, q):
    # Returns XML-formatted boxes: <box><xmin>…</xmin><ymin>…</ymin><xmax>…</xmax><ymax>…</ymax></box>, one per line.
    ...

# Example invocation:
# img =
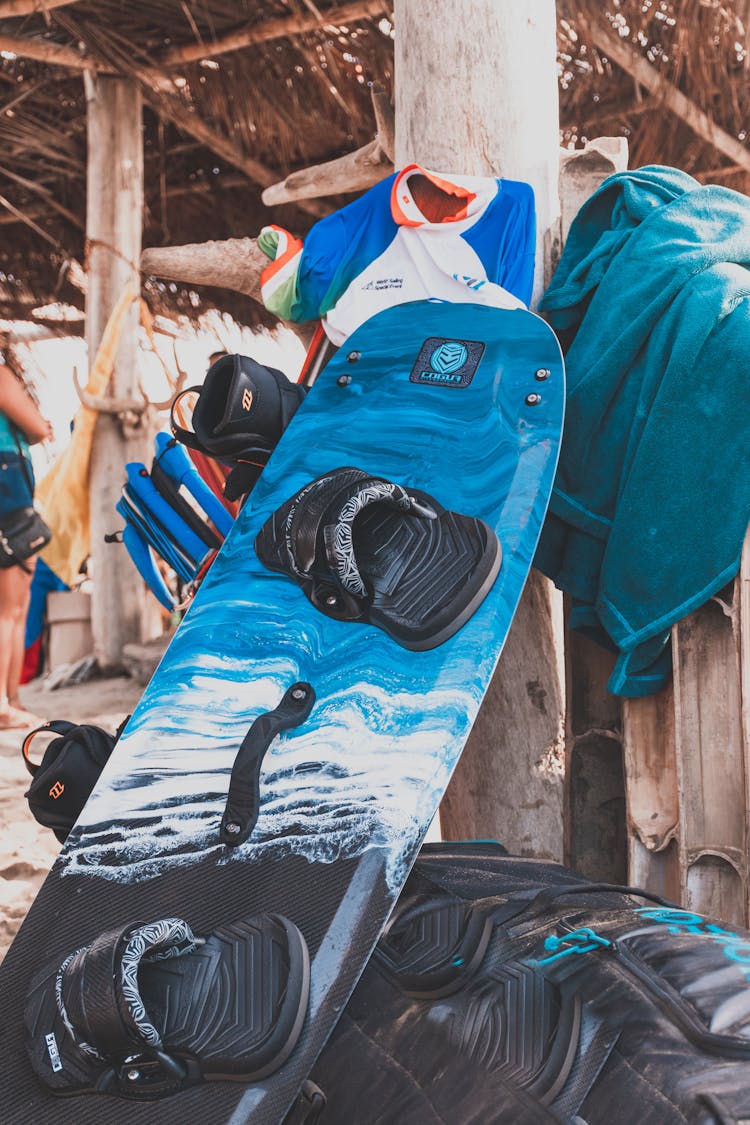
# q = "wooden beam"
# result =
<box><xmin>0</xmin><ymin>31</ymin><xmax>108</xmax><ymax>71</ymax></box>
<box><xmin>588</xmin><ymin>19</ymin><xmax>750</xmax><ymax>174</ymax></box>
<box><xmin>140</xmin><ymin>237</ymin><xmax>316</xmax><ymax>348</ymax></box>
<box><xmin>159</xmin><ymin>0</ymin><xmax>388</xmax><ymax>67</ymax></box>
<box><xmin>262</xmin><ymin>138</ymin><xmax>391</xmax><ymax>204</ymax></box>
<box><xmin>623</xmin><ymin>688</ymin><xmax>681</xmax><ymax>900</ymax></box>
<box><xmin>396</xmin><ymin>0</ymin><xmax>566</xmax><ymax>859</ymax></box>
<box><xmin>141</xmin><ymin>237</ymin><xmax>267</xmax><ymax>305</ymax></box>
<box><xmin>0</xmin><ymin>0</ymin><xmax>80</xmax><ymax>16</ymax></box>
<box><xmin>262</xmin><ymin>84</ymin><xmax>393</xmax><ymax>204</ymax></box>
<box><xmin>671</xmin><ymin>593</ymin><xmax>747</xmax><ymax>924</ymax></box>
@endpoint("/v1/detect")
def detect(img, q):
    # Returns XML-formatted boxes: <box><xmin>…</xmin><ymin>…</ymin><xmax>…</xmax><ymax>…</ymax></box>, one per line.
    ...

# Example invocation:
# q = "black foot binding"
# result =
<box><xmin>375</xmin><ymin>896</ymin><xmax>493</xmax><ymax>998</ymax></box>
<box><xmin>24</xmin><ymin>913</ymin><xmax>310</xmax><ymax>1099</ymax></box>
<box><xmin>255</xmin><ymin>467</ymin><xmax>502</xmax><ymax>650</ymax></box>
<box><xmin>170</xmin><ymin>354</ymin><xmax>307</xmax><ymax>499</ymax></box>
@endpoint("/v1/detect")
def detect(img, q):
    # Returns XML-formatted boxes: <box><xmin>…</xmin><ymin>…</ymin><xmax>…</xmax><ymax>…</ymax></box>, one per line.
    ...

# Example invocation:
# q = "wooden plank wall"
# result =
<box><xmin>561</xmin><ymin>141</ymin><xmax>750</xmax><ymax>923</ymax></box>
<box><xmin>622</xmin><ymin>541</ymin><xmax>750</xmax><ymax>923</ymax></box>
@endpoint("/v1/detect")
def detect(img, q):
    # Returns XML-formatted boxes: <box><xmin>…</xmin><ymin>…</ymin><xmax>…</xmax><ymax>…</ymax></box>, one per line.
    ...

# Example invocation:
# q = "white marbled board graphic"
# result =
<box><xmin>64</xmin><ymin>302</ymin><xmax>564</xmax><ymax>898</ymax></box>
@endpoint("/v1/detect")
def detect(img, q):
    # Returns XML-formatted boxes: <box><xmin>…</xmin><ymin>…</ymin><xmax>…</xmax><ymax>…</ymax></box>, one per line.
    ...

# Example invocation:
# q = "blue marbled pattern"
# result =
<box><xmin>67</xmin><ymin>302</ymin><xmax>564</xmax><ymax>894</ymax></box>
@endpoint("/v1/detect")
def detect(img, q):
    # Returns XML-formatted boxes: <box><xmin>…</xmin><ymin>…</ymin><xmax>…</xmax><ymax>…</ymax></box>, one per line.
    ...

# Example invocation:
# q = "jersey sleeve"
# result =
<box><xmin>463</xmin><ymin>179</ymin><xmax>536</xmax><ymax>306</ymax></box>
<box><xmin>260</xmin><ymin>176</ymin><xmax>399</xmax><ymax>324</ymax></box>
<box><xmin>258</xmin><ymin>216</ymin><xmax>349</xmax><ymax>323</ymax></box>
<box><xmin>258</xmin><ymin>226</ymin><xmax>305</xmax><ymax>321</ymax></box>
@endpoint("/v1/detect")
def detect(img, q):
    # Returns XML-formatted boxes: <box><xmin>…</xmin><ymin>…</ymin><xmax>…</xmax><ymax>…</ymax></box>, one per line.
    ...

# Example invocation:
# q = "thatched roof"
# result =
<box><xmin>560</xmin><ymin>0</ymin><xmax>750</xmax><ymax>186</ymax></box>
<box><xmin>0</xmin><ymin>0</ymin><xmax>394</xmax><ymax>324</ymax></box>
<box><xmin>0</xmin><ymin>0</ymin><xmax>748</xmax><ymax>326</ymax></box>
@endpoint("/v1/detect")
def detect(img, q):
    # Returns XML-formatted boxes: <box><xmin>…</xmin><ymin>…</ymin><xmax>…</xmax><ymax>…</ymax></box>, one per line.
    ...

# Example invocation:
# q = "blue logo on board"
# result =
<box><xmin>409</xmin><ymin>336</ymin><xmax>485</xmax><ymax>389</ymax></box>
<box><xmin>430</xmin><ymin>342</ymin><xmax>468</xmax><ymax>375</ymax></box>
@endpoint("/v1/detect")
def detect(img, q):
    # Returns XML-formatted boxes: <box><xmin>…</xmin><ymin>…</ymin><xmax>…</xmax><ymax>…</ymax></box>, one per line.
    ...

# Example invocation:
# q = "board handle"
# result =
<box><xmin>220</xmin><ymin>682</ymin><xmax>315</xmax><ymax>847</ymax></box>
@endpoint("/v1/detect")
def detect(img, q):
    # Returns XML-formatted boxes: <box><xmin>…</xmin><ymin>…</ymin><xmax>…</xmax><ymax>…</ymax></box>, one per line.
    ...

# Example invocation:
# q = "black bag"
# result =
<box><xmin>170</xmin><ymin>353</ymin><xmax>307</xmax><ymax>500</ymax></box>
<box><xmin>22</xmin><ymin>719</ymin><xmax>126</xmax><ymax>843</ymax></box>
<box><xmin>0</xmin><ymin>506</ymin><xmax>52</xmax><ymax>571</ymax></box>
<box><xmin>309</xmin><ymin>842</ymin><xmax>750</xmax><ymax>1124</ymax></box>
<box><xmin>0</xmin><ymin>431</ymin><xmax>51</xmax><ymax>571</ymax></box>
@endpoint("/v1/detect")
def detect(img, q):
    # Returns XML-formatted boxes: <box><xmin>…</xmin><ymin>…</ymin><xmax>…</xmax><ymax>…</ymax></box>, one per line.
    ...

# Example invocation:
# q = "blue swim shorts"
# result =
<box><xmin>0</xmin><ymin>451</ymin><xmax>35</xmax><ymax>519</ymax></box>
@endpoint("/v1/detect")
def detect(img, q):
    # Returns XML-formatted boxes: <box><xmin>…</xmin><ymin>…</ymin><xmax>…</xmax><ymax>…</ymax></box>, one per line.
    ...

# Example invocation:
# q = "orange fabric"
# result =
<box><xmin>259</xmin><ymin>224</ymin><xmax>305</xmax><ymax>287</ymax></box>
<box><xmin>390</xmin><ymin>164</ymin><xmax>477</xmax><ymax>226</ymax></box>
<box><xmin>297</xmin><ymin>322</ymin><xmax>327</xmax><ymax>384</ymax></box>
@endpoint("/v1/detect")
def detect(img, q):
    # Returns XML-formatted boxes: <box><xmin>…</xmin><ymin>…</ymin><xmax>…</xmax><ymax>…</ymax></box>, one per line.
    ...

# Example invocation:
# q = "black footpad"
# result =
<box><xmin>24</xmin><ymin>912</ymin><xmax>310</xmax><ymax>1099</ymax></box>
<box><xmin>255</xmin><ymin>466</ymin><xmax>502</xmax><ymax>650</ymax></box>
<box><xmin>375</xmin><ymin>896</ymin><xmax>493</xmax><ymax>998</ymax></box>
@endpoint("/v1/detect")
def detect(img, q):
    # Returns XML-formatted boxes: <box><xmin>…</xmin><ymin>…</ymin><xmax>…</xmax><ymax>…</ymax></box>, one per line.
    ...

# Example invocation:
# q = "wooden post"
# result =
<box><xmin>395</xmin><ymin>1</ymin><xmax>561</xmax><ymax>301</ymax></box>
<box><xmin>85</xmin><ymin>75</ymin><xmax>150</xmax><ymax>670</ymax></box>
<box><xmin>623</xmin><ymin>542</ymin><xmax>749</xmax><ymax>924</ymax></box>
<box><xmin>668</xmin><ymin>571</ymin><xmax>746</xmax><ymax>922</ymax></box>
<box><xmin>393</xmin><ymin>0</ymin><xmax>565</xmax><ymax>857</ymax></box>
<box><xmin>557</xmin><ymin>140</ymin><xmax>631</xmax><ymax>884</ymax></box>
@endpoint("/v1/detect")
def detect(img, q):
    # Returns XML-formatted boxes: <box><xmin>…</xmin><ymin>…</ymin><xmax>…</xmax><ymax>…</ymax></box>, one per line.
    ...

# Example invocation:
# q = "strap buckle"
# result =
<box><xmin>309</xmin><ymin>580</ymin><xmax>363</xmax><ymax>621</ymax></box>
<box><xmin>99</xmin><ymin>1049</ymin><xmax>194</xmax><ymax>1099</ymax></box>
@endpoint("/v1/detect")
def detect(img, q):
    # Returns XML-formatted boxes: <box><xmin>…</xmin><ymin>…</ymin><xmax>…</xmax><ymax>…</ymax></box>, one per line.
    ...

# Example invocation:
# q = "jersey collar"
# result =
<box><xmin>390</xmin><ymin>164</ymin><xmax>497</xmax><ymax>228</ymax></box>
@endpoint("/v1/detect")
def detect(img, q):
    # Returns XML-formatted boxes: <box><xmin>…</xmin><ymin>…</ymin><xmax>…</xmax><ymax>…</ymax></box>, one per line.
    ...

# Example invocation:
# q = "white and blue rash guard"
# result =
<box><xmin>260</xmin><ymin>164</ymin><xmax>536</xmax><ymax>346</ymax></box>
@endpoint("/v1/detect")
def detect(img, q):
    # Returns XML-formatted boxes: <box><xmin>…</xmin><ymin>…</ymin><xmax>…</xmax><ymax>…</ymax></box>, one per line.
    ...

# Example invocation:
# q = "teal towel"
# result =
<box><xmin>537</xmin><ymin>165</ymin><xmax>750</xmax><ymax>696</ymax></box>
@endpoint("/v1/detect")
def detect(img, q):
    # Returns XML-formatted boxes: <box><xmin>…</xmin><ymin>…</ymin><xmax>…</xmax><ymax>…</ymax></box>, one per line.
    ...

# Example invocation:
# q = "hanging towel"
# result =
<box><xmin>35</xmin><ymin>282</ymin><xmax>137</xmax><ymax>587</ymax></box>
<box><xmin>537</xmin><ymin>165</ymin><xmax>750</xmax><ymax>696</ymax></box>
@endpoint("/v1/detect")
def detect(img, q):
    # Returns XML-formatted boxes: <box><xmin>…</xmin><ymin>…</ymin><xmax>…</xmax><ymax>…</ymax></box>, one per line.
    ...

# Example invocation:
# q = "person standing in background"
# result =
<box><xmin>0</xmin><ymin>359</ymin><xmax>52</xmax><ymax>728</ymax></box>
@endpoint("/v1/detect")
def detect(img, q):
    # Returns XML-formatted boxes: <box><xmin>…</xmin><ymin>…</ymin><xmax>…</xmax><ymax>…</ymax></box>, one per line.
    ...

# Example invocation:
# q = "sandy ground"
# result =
<box><xmin>0</xmin><ymin>674</ymin><xmax>144</xmax><ymax>963</ymax></box>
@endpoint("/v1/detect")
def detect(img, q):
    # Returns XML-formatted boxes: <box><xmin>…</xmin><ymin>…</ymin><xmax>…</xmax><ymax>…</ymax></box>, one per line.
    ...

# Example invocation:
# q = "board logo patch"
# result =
<box><xmin>410</xmin><ymin>337</ymin><xmax>485</xmax><ymax>388</ymax></box>
<box><xmin>45</xmin><ymin>1031</ymin><xmax>63</xmax><ymax>1072</ymax></box>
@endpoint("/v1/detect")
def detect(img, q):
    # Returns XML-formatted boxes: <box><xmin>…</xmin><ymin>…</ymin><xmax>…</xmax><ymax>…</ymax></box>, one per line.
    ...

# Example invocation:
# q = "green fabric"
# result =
<box><xmin>257</xmin><ymin>226</ymin><xmax>303</xmax><ymax>321</ymax></box>
<box><xmin>537</xmin><ymin>165</ymin><xmax>750</xmax><ymax>697</ymax></box>
<box><xmin>0</xmin><ymin>410</ymin><xmax>29</xmax><ymax>457</ymax></box>
<box><xmin>257</xmin><ymin>226</ymin><xmax>279</xmax><ymax>259</ymax></box>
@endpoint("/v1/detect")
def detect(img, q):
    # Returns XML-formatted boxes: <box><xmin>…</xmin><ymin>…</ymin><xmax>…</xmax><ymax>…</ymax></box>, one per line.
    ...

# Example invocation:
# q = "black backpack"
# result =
<box><xmin>22</xmin><ymin>719</ymin><xmax>126</xmax><ymax>843</ymax></box>
<box><xmin>170</xmin><ymin>353</ymin><xmax>307</xmax><ymax>500</ymax></box>
<box><xmin>307</xmin><ymin>842</ymin><xmax>750</xmax><ymax>1124</ymax></box>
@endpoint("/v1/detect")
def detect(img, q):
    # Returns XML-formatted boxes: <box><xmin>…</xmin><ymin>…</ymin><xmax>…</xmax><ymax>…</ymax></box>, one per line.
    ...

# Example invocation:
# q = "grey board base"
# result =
<box><xmin>0</xmin><ymin>850</ymin><xmax>383</xmax><ymax>1124</ymax></box>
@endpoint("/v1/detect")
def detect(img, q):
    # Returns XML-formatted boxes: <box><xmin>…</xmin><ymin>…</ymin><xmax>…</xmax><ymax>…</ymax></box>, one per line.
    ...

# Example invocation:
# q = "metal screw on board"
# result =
<box><xmin>292</xmin><ymin>687</ymin><xmax>307</xmax><ymax>700</ymax></box>
<box><xmin>126</xmin><ymin>1069</ymin><xmax>141</xmax><ymax>1082</ymax></box>
<box><xmin>525</xmin><ymin>392</ymin><xmax>542</xmax><ymax>406</ymax></box>
<box><xmin>535</xmin><ymin>368</ymin><xmax>550</xmax><ymax>381</ymax></box>
<box><xmin>225</xmin><ymin>822</ymin><xmax>241</xmax><ymax>836</ymax></box>
<box><xmin>325</xmin><ymin>594</ymin><xmax>338</xmax><ymax>607</ymax></box>
<box><xmin>346</xmin><ymin>350</ymin><xmax>361</xmax><ymax>363</ymax></box>
<box><xmin>337</xmin><ymin>374</ymin><xmax>352</xmax><ymax>386</ymax></box>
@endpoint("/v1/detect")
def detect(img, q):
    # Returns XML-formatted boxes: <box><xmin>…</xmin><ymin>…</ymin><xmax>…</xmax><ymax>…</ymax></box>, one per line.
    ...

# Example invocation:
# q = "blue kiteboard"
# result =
<box><xmin>5</xmin><ymin>301</ymin><xmax>564</xmax><ymax>1124</ymax></box>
